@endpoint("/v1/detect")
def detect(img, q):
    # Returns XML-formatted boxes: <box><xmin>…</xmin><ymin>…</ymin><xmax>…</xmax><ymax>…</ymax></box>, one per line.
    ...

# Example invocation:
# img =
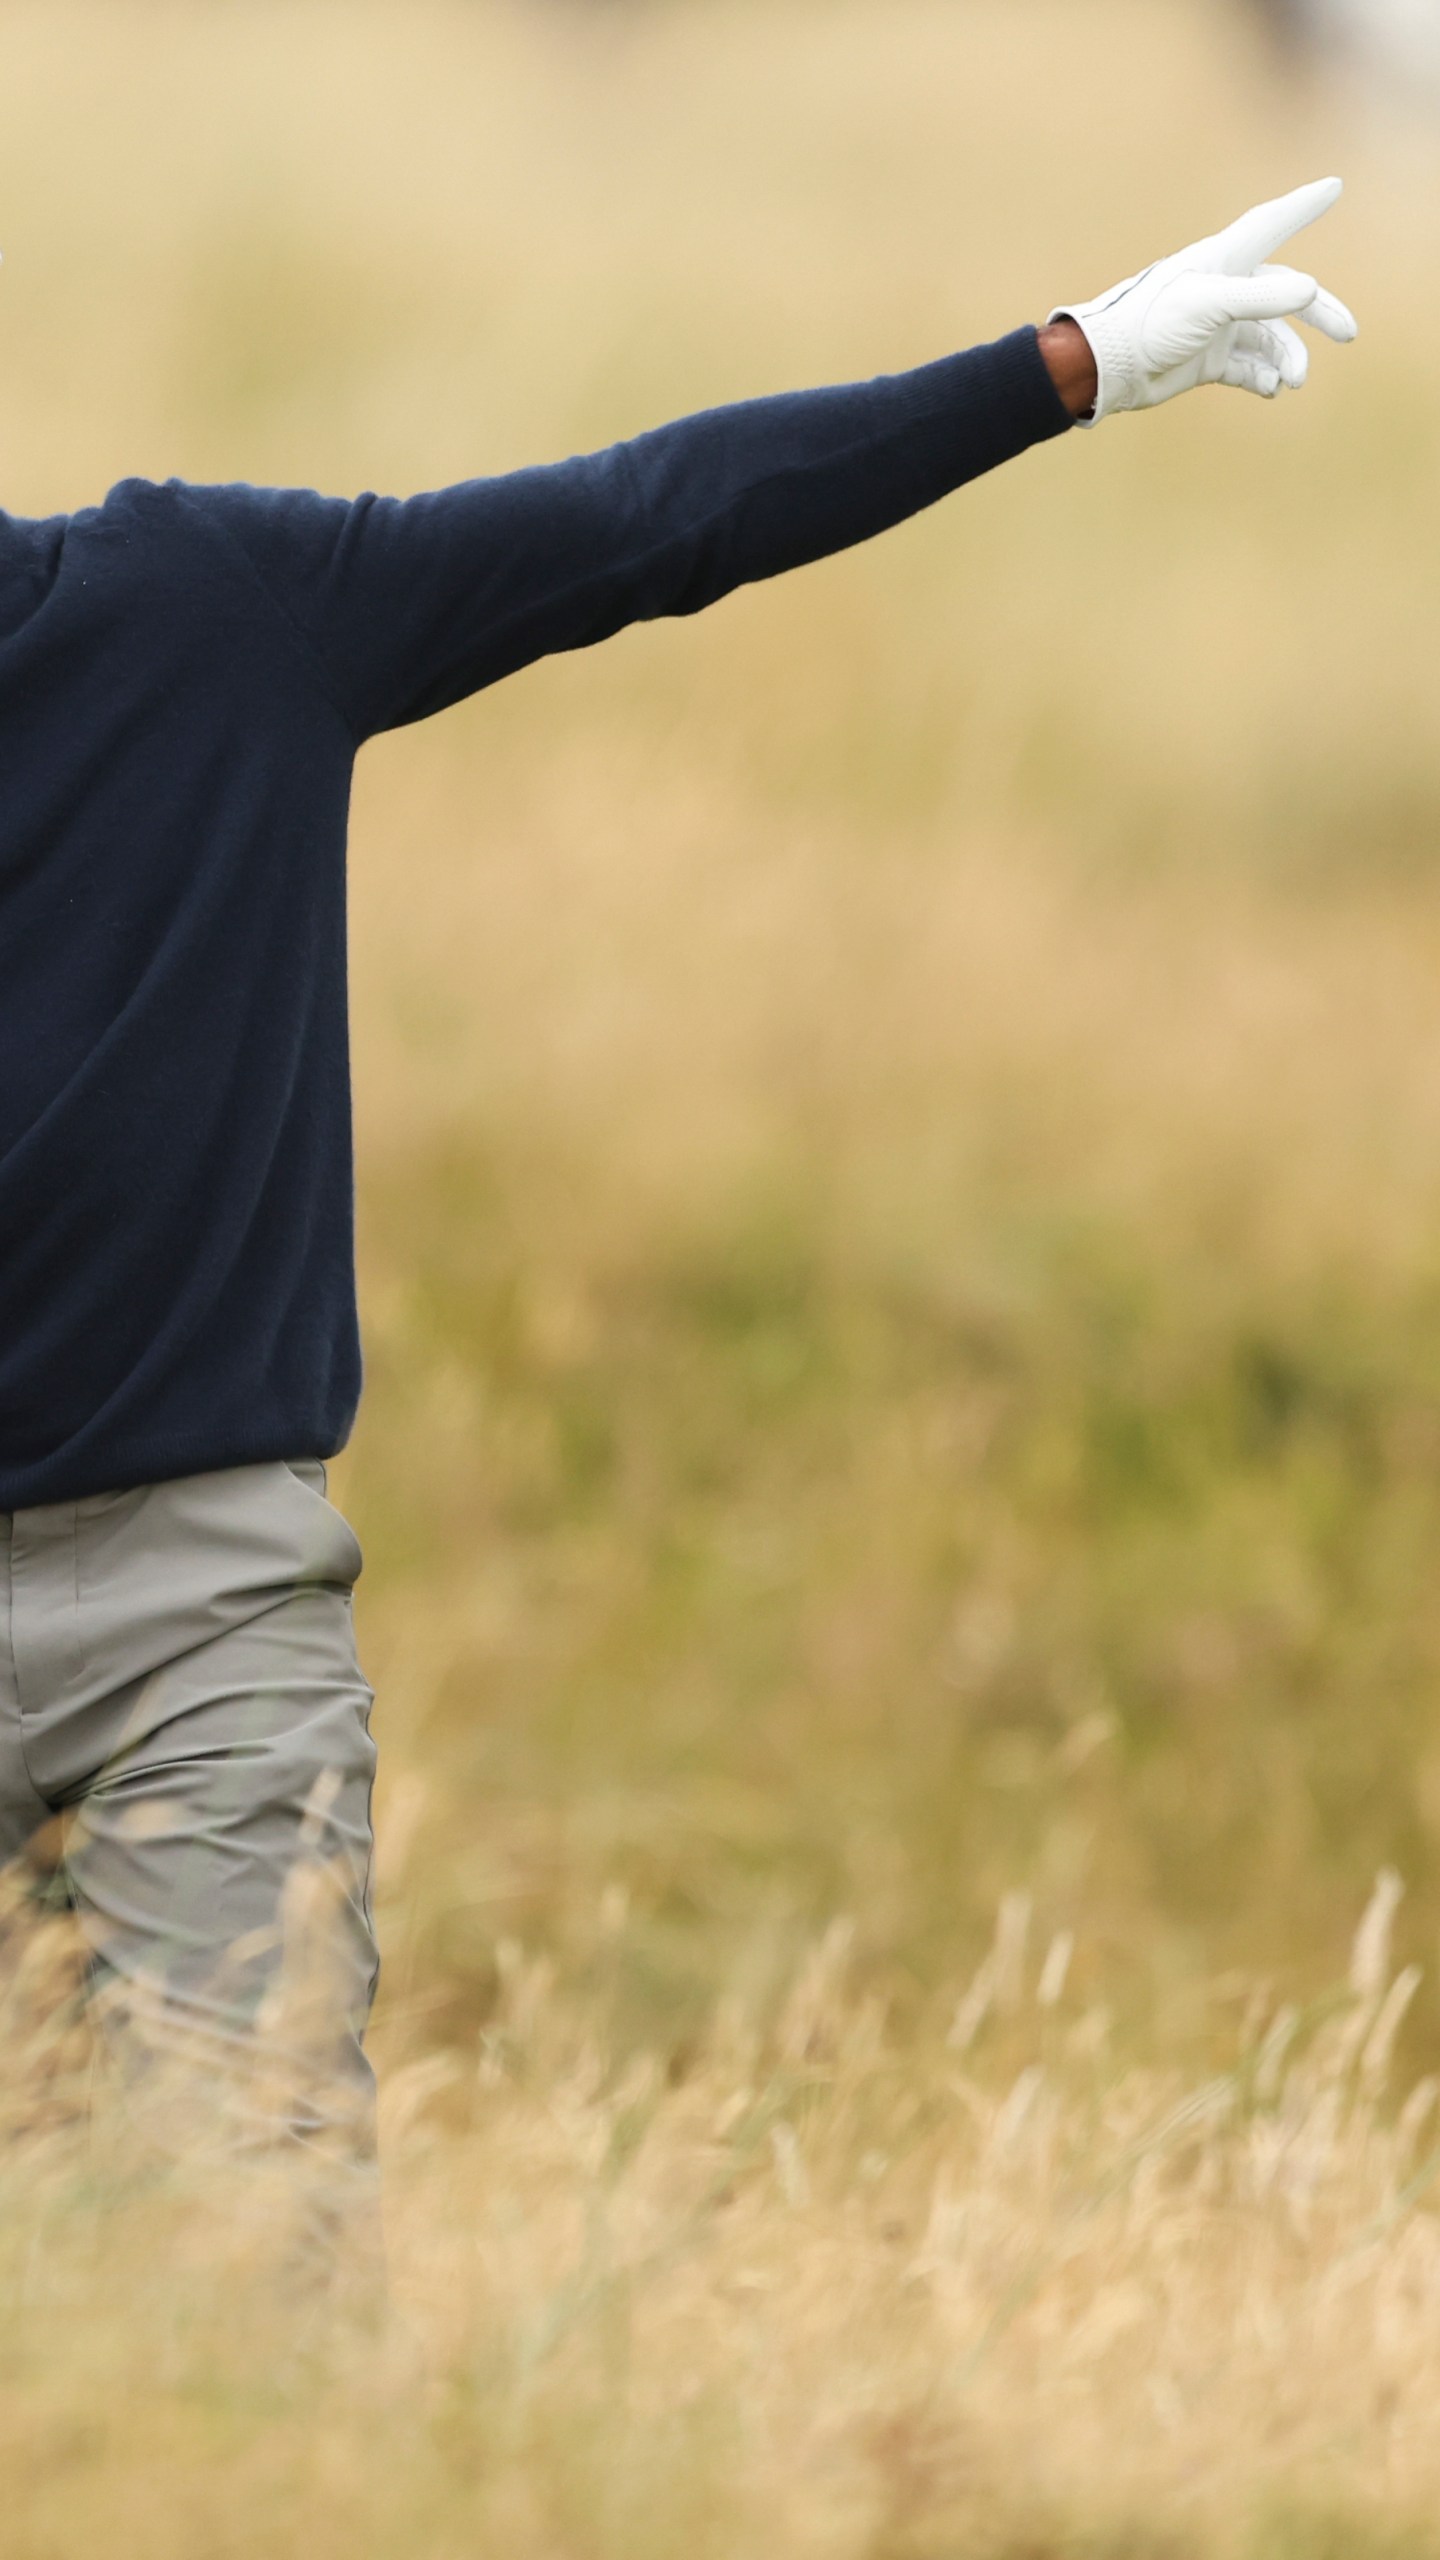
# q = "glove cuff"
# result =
<box><xmin>1048</xmin><ymin>300</ymin><xmax>1142</xmax><ymax>426</ymax></box>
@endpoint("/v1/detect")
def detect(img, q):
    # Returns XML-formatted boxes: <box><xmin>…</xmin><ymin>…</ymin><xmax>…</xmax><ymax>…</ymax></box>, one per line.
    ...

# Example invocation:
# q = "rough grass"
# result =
<box><xmin>8</xmin><ymin>1873</ymin><xmax>1440</xmax><ymax>2558</ymax></box>
<box><xmin>3</xmin><ymin>0</ymin><xmax>1440</xmax><ymax>2546</ymax></box>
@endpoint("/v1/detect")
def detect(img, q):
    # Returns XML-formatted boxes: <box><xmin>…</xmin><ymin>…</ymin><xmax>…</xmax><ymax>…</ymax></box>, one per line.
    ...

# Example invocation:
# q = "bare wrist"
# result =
<box><xmin>1039</xmin><ymin>319</ymin><xmax>1099</xmax><ymax>422</ymax></box>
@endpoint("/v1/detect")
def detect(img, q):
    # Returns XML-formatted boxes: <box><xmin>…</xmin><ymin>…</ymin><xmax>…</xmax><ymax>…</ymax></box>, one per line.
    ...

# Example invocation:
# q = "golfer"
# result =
<box><xmin>0</xmin><ymin>181</ymin><xmax>1355</xmax><ymax>2157</ymax></box>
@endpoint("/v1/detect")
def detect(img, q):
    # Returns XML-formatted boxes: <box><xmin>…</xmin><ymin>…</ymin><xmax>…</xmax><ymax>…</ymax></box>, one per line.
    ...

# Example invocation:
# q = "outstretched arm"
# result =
<box><xmin>193</xmin><ymin>178</ymin><xmax>1354</xmax><ymax>742</ymax></box>
<box><xmin>194</xmin><ymin>327</ymin><xmax>1073</xmax><ymax>740</ymax></box>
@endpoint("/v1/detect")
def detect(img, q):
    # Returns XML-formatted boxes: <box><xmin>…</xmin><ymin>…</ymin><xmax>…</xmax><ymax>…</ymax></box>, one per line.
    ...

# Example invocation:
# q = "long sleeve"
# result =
<box><xmin>187</xmin><ymin>324</ymin><xmax>1071</xmax><ymax>743</ymax></box>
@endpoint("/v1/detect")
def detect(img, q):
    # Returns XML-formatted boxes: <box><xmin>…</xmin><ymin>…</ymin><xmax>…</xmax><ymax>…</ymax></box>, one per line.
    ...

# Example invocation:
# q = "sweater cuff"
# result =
<box><xmin>970</xmin><ymin>322</ymin><xmax>1077</xmax><ymax>452</ymax></box>
<box><xmin>890</xmin><ymin>323</ymin><xmax>1076</xmax><ymax>500</ymax></box>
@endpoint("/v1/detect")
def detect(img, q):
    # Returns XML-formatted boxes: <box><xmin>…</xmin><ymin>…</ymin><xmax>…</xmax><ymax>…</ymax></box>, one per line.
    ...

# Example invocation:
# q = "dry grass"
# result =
<box><xmin>4</xmin><ymin>0</ymin><xmax>1440</xmax><ymax>2546</ymax></box>
<box><xmin>7</xmin><ymin>1874</ymin><xmax>1440</xmax><ymax>2557</ymax></box>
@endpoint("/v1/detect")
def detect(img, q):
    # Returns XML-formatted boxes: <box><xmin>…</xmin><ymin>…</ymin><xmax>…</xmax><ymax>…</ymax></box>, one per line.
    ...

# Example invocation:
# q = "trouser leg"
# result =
<box><xmin>4</xmin><ymin>1463</ymin><xmax>380</xmax><ymax>2164</ymax></box>
<box><xmin>65</xmin><ymin>1583</ymin><xmax>380</xmax><ymax>2157</ymax></box>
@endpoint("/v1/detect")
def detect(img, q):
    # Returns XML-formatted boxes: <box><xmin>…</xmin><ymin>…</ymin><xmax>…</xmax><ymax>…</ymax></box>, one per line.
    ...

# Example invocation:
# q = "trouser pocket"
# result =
<box><xmin>281</xmin><ymin>1460</ymin><xmax>364</xmax><ymax>1590</ymax></box>
<box><xmin>8</xmin><ymin>1509</ymin><xmax>87</xmax><ymax>1697</ymax></box>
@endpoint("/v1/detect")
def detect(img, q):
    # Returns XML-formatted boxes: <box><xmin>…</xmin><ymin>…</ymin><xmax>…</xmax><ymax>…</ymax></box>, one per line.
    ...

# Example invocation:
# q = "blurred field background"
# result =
<box><xmin>6</xmin><ymin>0</ymin><xmax>1440</xmax><ymax>2549</ymax></box>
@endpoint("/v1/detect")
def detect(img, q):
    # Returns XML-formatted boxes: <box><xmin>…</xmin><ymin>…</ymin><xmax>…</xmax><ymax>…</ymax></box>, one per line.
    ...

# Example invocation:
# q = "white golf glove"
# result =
<box><xmin>1052</xmin><ymin>177</ymin><xmax>1358</xmax><ymax>425</ymax></box>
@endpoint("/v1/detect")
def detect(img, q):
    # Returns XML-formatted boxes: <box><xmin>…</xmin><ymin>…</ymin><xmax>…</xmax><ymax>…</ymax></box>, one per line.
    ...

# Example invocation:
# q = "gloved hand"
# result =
<box><xmin>1051</xmin><ymin>177</ymin><xmax>1358</xmax><ymax>425</ymax></box>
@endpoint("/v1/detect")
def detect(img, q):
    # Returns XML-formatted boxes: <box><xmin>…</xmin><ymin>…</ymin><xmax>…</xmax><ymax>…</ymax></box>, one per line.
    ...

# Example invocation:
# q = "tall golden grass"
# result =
<box><xmin>8</xmin><ymin>1866</ymin><xmax>1440</xmax><ymax>2556</ymax></box>
<box><xmin>4</xmin><ymin>0</ymin><xmax>1440</xmax><ymax>2547</ymax></box>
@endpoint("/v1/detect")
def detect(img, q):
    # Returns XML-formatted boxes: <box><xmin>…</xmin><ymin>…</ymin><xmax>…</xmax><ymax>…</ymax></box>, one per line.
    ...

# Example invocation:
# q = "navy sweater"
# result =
<box><xmin>0</xmin><ymin>326</ymin><xmax>1070</xmax><ymax>1510</ymax></box>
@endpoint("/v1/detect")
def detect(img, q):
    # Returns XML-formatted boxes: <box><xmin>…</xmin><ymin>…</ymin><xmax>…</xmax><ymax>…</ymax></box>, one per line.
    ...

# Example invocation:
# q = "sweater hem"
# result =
<box><xmin>0</xmin><ymin>1423</ymin><xmax>354</xmax><ymax>1517</ymax></box>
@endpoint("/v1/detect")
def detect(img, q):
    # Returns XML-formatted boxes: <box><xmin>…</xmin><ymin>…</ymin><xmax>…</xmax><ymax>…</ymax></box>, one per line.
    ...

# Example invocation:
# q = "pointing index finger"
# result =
<box><xmin>1216</xmin><ymin>176</ymin><xmax>1344</xmax><ymax>276</ymax></box>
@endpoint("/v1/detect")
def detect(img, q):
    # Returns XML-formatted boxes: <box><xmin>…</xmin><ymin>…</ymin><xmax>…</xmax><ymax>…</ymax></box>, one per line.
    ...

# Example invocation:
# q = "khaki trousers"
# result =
<box><xmin>0</xmin><ymin>1460</ymin><xmax>379</xmax><ymax>2154</ymax></box>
